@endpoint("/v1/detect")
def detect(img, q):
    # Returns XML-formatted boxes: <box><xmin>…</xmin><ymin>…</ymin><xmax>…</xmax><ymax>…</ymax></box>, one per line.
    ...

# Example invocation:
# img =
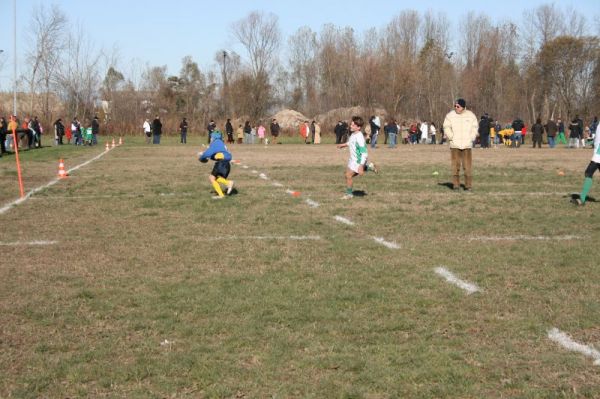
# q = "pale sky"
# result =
<box><xmin>0</xmin><ymin>0</ymin><xmax>598</xmax><ymax>87</ymax></box>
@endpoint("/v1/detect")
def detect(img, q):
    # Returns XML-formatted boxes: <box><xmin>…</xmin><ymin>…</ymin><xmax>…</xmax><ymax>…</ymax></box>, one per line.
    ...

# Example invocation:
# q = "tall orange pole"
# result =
<box><xmin>11</xmin><ymin>119</ymin><xmax>25</xmax><ymax>198</ymax></box>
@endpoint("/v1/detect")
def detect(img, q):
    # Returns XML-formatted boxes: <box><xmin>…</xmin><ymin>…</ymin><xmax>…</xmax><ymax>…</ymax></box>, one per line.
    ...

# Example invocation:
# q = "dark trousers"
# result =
<box><xmin>451</xmin><ymin>148</ymin><xmax>473</xmax><ymax>189</ymax></box>
<box><xmin>532</xmin><ymin>134</ymin><xmax>542</xmax><ymax>148</ymax></box>
<box><xmin>181</xmin><ymin>132</ymin><xmax>187</xmax><ymax>144</ymax></box>
<box><xmin>153</xmin><ymin>134</ymin><xmax>161</xmax><ymax>144</ymax></box>
<box><xmin>480</xmin><ymin>133</ymin><xmax>489</xmax><ymax>148</ymax></box>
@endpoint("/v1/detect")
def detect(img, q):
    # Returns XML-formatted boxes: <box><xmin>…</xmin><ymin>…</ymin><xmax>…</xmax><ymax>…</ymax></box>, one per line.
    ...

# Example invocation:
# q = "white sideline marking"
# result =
<box><xmin>242</xmin><ymin>165</ymin><xmax>249</xmax><ymax>169</ymax></box>
<box><xmin>305</xmin><ymin>198</ymin><xmax>319</xmax><ymax>208</ymax></box>
<box><xmin>31</xmin><ymin>192</ymin><xmax>191</xmax><ymax>200</ymax></box>
<box><xmin>434</xmin><ymin>267</ymin><xmax>481</xmax><ymax>294</ymax></box>
<box><xmin>207</xmin><ymin>235</ymin><xmax>321</xmax><ymax>241</ymax></box>
<box><xmin>285</xmin><ymin>189</ymin><xmax>295</xmax><ymax>195</ymax></box>
<box><xmin>548</xmin><ymin>328</ymin><xmax>600</xmax><ymax>366</ymax></box>
<box><xmin>258</xmin><ymin>173</ymin><xmax>269</xmax><ymax>180</ymax></box>
<box><xmin>372</xmin><ymin>236</ymin><xmax>400</xmax><ymax>249</ymax></box>
<box><xmin>0</xmin><ymin>149</ymin><xmax>111</xmax><ymax>215</ymax></box>
<box><xmin>271</xmin><ymin>182</ymin><xmax>284</xmax><ymax>187</ymax></box>
<box><xmin>469</xmin><ymin>235</ymin><xmax>580</xmax><ymax>242</ymax></box>
<box><xmin>334</xmin><ymin>215</ymin><xmax>355</xmax><ymax>226</ymax></box>
<box><xmin>0</xmin><ymin>240</ymin><xmax>58</xmax><ymax>246</ymax></box>
<box><xmin>251</xmin><ymin>170</ymin><xmax>258</xmax><ymax>174</ymax></box>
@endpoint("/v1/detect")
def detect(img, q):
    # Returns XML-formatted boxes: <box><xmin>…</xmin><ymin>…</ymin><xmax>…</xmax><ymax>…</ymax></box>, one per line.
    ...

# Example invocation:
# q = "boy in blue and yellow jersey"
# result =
<box><xmin>336</xmin><ymin>116</ymin><xmax>378</xmax><ymax>199</ymax></box>
<box><xmin>199</xmin><ymin>131</ymin><xmax>234</xmax><ymax>199</ymax></box>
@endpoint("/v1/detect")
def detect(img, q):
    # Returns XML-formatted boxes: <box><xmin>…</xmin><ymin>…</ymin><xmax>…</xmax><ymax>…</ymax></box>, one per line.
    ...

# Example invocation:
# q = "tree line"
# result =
<box><xmin>1</xmin><ymin>4</ymin><xmax>599</xmax><ymax>135</ymax></box>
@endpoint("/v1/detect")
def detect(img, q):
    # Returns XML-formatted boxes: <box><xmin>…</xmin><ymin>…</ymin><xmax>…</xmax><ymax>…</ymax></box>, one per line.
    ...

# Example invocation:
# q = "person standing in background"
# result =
<box><xmin>545</xmin><ymin>118</ymin><xmax>557</xmax><ymax>148</ymax></box>
<box><xmin>179</xmin><ymin>117</ymin><xmax>188</xmax><ymax>144</ymax></box>
<box><xmin>443</xmin><ymin>98</ymin><xmax>478</xmax><ymax>192</ymax></box>
<box><xmin>152</xmin><ymin>115</ymin><xmax>162</xmax><ymax>144</ymax></box>
<box><xmin>531</xmin><ymin>117</ymin><xmax>544</xmax><ymax>148</ymax></box>
<box><xmin>270</xmin><ymin>118</ymin><xmax>280</xmax><ymax>145</ymax></box>
<box><xmin>91</xmin><ymin>115</ymin><xmax>100</xmax><ymax>145</ymax></box>
<box><xmin>225</xmin><ymin>118</ymin><xmax>234</xmax><ymax>144</ymax></box>
<box><xmin>54</xmin><ymin>118</ymin><xmax>65</xmax><ymax>145</ymax></box>
<box><xmin>143</xmin><ymin>119</ymin><xmax>151</xmax><ymax>144</ymax></box>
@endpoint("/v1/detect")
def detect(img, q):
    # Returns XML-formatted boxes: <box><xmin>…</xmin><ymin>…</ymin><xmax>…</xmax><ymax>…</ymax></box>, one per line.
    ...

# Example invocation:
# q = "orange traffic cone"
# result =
<box><xmin>111</xmin><ymin>138</ymin><xmax>116</xmax><ymax>149</ymax></box>
<box><xmin>105</xmin><ymin>142</ymin><xmax>109</xmax><ymax>151</ymax></box>
<box><xmin>118</xmin><ymin>137</ymin><xmax>123</xmax><ymax>145</ymax></box>
<box><xmin>58</xmin><ymin>159</ymin><xmax>68</xmax><ymax>179</ymax></box>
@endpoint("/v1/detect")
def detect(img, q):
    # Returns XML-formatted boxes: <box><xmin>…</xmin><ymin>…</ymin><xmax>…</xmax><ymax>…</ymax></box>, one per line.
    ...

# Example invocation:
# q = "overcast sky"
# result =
<box><xmin>0</xmin><ymin>0</ymin><xmax>598</xmax><ymax>87</ymax></box>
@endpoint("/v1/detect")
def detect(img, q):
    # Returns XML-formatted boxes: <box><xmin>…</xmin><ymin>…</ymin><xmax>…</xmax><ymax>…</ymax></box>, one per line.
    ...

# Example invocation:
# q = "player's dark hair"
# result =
<box><xmin>352</xmin><ymin>116</ymin><xmax>364</xmax><ymax>128</ymax></box>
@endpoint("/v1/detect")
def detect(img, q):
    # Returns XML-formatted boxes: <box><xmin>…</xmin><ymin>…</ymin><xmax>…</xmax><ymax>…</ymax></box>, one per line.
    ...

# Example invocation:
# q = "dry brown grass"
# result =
<box><xmin>0</xmin><ymin>138</ymin><xmax>599</xmax><ymax>398</ymax></box>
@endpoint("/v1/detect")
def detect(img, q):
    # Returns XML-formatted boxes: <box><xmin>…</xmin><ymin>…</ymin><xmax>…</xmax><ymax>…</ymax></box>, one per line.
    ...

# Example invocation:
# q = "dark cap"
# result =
<box><xmin>455</xmin><ymin>98</ymin><xmax>466</xmax><ymax>108</ymax></box>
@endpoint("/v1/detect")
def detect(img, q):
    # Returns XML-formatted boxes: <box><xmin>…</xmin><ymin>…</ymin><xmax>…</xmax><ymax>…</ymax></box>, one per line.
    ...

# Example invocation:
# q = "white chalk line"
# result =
<box><xmin>258</xmin><ymin>173</ymin><xmax>269</xmax><ymax>180</ymax></box>
<box><xmin>0</xmin><ymin>148</ymin><xmax>112</xmax><ymax>215</ymax></box>
<box><xmin>0</xmin><ymin>240</ymin><xmax>58</xmax><ymax>246</ymax></box>
<box><xmin>251</xmin><ymin>170</ymin><xmax>258</xmax><ymax>174</ymax></box>
<box><xmin>434</xmin><ymin>267</ymin><xmax>481</xmax><ymax>295</ymax></box>
<box><xmin>271</xmin><ymin>182</ymin><xmax>284</xmax><ymax>187</ymax></box>
<box><xmin>548</xmin><ymin>328</ymin><xmax>600</xmax><ymax>366</ymax></box>
<box><xmin>206</xmin><ymin>235</ymin><xmax>321</xmax><ymax>241</ymax></box>
<box><xmin>242</xmin><ymin>165</ymin><xmax>249</xmax><ymax>169</ymax></box>
<box><xmin>305</xmin><ymin>198</ymin><xmax>320</xmax><ymax>208</ymax></box>
<box><xmin>334</xmin><ymin>215</ymin><xmax>355</xmax><ymax>226</ymax></box>
<box><xmin>469</xmin><ymin>235</ymin><xmax>580</xmax><ymax>242</ymax></box>
<box><xmin>372</xmin><ymin>236</ymin><xmax>400</xmax><ymax>249</ymax></box>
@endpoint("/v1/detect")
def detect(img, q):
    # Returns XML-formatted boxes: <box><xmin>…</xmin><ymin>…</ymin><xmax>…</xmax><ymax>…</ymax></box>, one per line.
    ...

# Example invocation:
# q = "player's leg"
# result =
<box><xmin>574</xmin><ymin>162</ymin><xmax>598</xmax><ymax>205</ymax></box>
<box><xmin>209</xmin><ymin>175</ymin><xmax>225</xmax><ymax>197</ymax></box>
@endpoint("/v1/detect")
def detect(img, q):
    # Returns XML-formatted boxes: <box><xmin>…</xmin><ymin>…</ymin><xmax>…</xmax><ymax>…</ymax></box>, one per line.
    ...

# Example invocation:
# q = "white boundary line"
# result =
<box><xmin>0</xmin><ymin>240</ymin><xmax>58</xmax><ymax>246</ymax></box>
<box><xmin>305</xmin><ymin>198</ymin><xmax>319</xmax><ymax>208</ymax></box>
<box><xmin>334</xmin><ymin>215</ymin><xmax>355</xmax><ymax>226</ymax></box>
<box><xmin>548</xmin><ymin>328</ymin><xmax>600</xmax><ymax>366</ymax></box>
<box><xmin>372</xmin><ymin>236</ymin><xmax>400</xmax><ymax>249</ymax></box>
<box><xmin>469</xmin><ymin>235</ymin><xmax>580</xmax><ymax>242</ymax></box>
<box><xmin>434</xmin><ymin>267</ymin><xmax>481</xmax><ymax>294</ymax></box>
<box><xmin>0</xmin><ymin>149</ymin><xmax>111</xmax><ymax>215</ymax></box>
<box><xmin>258</xmin><ymin>173</ymin><xmax>269</xmax><ymax>180</ymax></box>
<box><xmin>206</xmin><ymin>235</ymin><xmax>321</xmax><ymax>241</ymax></box>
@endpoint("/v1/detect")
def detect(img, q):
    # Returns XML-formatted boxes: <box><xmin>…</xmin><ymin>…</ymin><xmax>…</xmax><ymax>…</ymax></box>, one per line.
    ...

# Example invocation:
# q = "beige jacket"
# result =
<box><xmin>443</xmin><ymin>109</ymin><xmax>478</xmax><ymax>149</ymax></box>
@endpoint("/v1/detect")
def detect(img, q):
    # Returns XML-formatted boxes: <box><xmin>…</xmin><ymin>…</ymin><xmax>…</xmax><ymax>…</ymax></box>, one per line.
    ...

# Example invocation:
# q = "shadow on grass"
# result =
<box><xmin>568</xmin><ymin>193</ymin><xmax>596</xmax><ymax>202</ymax></box>
<box><xmin>352</xmin><ymin>190</ymin><xmax>367</xmax><ymax>197</ymax></box>
<box><xmin>437</xmin><ymin>182</ymin><xmax>465</xmax><ymax>190</ymax></box>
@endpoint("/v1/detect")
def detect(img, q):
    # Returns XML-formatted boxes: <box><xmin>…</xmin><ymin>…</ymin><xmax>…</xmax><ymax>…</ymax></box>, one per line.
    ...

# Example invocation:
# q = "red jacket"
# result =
<box><xmin>300</xmin><ymin>124</ymin><xmax>308</xmax><ymax>138</ymax></box>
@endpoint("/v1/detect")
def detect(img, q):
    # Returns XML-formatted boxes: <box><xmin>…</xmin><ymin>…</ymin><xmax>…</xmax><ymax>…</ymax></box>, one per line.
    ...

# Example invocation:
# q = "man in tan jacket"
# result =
<box><xmin>443</xmin><ymin>98</ymin><xmax>478</xmax><ymax>191</ymax></box>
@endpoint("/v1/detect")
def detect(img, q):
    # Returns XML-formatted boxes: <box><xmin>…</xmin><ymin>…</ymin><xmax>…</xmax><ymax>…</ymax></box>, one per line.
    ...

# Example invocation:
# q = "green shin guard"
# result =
<box><xmin>581</xmin><ymin>177</ymin><xmax>593</xmax><ymax>203</ymax></box>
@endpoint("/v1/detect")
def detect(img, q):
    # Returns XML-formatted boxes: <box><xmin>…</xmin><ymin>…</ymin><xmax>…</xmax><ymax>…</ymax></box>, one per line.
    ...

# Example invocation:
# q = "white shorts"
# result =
<box><xmin>347</xmin><ymin>159</ymin><xmax>365</xmax><ymax>174</ymax></box>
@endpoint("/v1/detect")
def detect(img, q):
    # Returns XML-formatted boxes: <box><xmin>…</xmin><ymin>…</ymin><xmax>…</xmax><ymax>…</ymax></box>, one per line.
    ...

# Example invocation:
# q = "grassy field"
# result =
<box><xmin>1</xmin><ymin>135</ymin><xmax>599</xmax><ymax>398</ymax></box>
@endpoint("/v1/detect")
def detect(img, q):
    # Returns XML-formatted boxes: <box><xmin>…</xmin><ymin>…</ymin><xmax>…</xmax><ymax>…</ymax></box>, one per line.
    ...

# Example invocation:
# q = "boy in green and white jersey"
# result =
<box><xmin>337</xmin><ymin>116</ymin><xmax>378</xmax><ymax>199</ymax></box>
<box><xmin>572</xmin><ymin>122</ymin><xmax>600</xmax><ymax>205</ymax></box>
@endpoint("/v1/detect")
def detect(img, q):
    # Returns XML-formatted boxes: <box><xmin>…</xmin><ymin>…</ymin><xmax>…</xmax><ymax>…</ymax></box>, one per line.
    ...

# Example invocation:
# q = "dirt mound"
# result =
<box><xmin>314</xmin><ymin>106</ymin><xmax>388</xmax><ymax>127</ymax></box>
<box><xmin>270</xmin><ymin>109</ymin><xmax>310</xmax><ymax>129</ymax></box>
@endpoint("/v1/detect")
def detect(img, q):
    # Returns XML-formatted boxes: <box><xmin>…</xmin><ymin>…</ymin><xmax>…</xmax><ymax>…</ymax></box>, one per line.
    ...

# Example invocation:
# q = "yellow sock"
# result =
<box><xmin>216</xmin><ymin>177</ymin><xmax>230</xmax><ymax>186</ymax></box>
<box><xmin>211</xmin><ymin>180</ymin><xmax>224</xmax><ymax>197</ymax></box>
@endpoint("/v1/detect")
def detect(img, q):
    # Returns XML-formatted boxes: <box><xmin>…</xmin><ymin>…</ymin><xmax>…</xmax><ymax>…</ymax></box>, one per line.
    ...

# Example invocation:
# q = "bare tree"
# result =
<box><xmin>179</xmin><ymin>56</ymin><xmax>206</xmax><ymax>117</ymax></box>
<box><xmin>231</xmin><ymin>11</ymin><xmax>281</xmax><ymax>118</ymax></box>
<box><xmin>288</xmin><ymin>26</ymin><xmax>319</xmax><ymax>114</ymax></box>
<box><xmin>56</xmin><ymin>26</ymin><xmax>102</xmax><ymax>120</ymax></box>
<box><xmin>214</xmin><ymin>49</ymin><xmax>240</xmax><ymax>117</ymax></box>
<box><xmin>24</xmin><ymin>4</ymin><xmax>67</xmax><ymax>121</ymax></box>
<box><xmin>538</xmin><ymin>36</ymin><xmax>600</xmax><ymax>120</ymax></box>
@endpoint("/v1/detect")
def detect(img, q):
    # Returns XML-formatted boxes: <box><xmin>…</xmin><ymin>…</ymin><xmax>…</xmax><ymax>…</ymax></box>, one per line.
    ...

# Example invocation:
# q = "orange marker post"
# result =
<box><xmin>11</xmin><ymin>119</ymin><xmax>25</xmax><ymax>198</ymax></box>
